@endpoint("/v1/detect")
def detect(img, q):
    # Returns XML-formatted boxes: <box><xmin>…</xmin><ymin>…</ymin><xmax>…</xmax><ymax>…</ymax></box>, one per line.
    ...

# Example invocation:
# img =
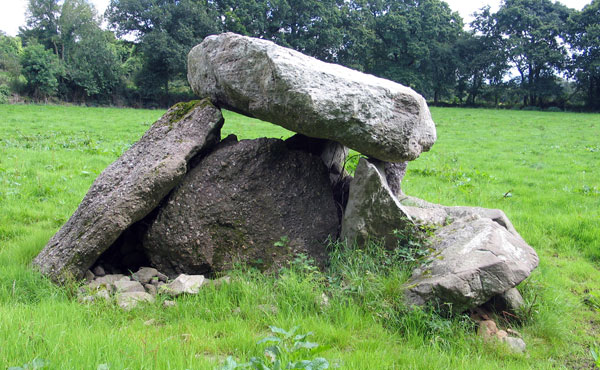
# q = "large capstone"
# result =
<box><xmin>188</xmin><ymin>32</ymin><xmax>436</xmax><ymax>162</ymax></box>
<box><xmin>143</xmin><ymin>136</ymin><xmax>339</xmax><ymax>276</ymax></box>
<box><xmin>33</xmin><ymin>100</ymin><xmax>224</xmax><ymax>283</ymax></box>
<box><xmin>404</xmin><ymin>215</ymin><xmax>539</xmax><ymax>313</ymax></box>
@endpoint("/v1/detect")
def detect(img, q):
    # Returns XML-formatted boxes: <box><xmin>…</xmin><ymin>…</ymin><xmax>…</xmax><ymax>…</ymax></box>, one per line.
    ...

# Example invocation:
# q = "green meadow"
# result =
<box><xmin>0</xmin><ymin>104</ymin><xmax>598</xmax><ymax>369</ymax></box>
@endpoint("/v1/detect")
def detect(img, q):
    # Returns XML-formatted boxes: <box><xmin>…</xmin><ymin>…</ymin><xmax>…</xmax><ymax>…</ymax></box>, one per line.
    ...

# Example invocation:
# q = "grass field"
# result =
<box><xmin>0</xmin><ymin>103</ymin><xmax>599</xmax><ymax>369</ymax></box>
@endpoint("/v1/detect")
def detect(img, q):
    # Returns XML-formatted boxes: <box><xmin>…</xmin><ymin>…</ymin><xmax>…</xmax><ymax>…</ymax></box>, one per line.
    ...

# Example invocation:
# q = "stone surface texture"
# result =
<box><xmin>489</xmin><ymin>287</ymin><xmax>525</xmax><ymax>314</ymax></box>
<box><xmin>32</xmin><ymin>100</ymin><xmax>224</xmax><ymax>283</ymax></box>
<box><xmin>284</xmin><ymin>134</ymin><xmax>348</xmax><ymax>186</ymax></box>
<box><xmin>113</xmin><ymin>280</ymin><xmax>145</xmax><ymax>294</ymax></box>
<box><xmin>144</xmin><ymin>137</ymin><xmax>338</xmax><ymax>276</ymax></box>
<box><xmin>399</xmin><ymin>194</ymin><xmax>519</xmax><ymax>236</ymax></box>
<box><xmin>340</xmin><ymin>157</ymin><xmax>415</xmax><ymax>249</ymax></box>
<box><xmin>404</xmin><ymin>215</ymin><xmax>539</xmax><ymax>313</ymax></box>
<box><xmin>188</xmin><ymin>32</ymin><xmax>436</xmax><ymax>162</ymax></box>
<box><xmin>384</xmin><ymin>161</ymin><xmax>407</xmax><ymax>197</ymax></box>
<box><xmin>132</xmin><ymin>267</ymin><xmax>159</xmax><ymax>284</ymax></box>
<box><xmin>161</xmin><ymin>274</ymin><xmax>206</xmax><ymax>296</ymax></box>
<box><xmin>117</xmin><ymin>291</ymin><xmax>155</xmax><ymax>310</ymax></box>
<box><xmin>503</xmin><ymin>337</ymin><xmax>527</xmax><ymax>353</ymax></box>
<box><xmin>144</xmin><ymin>137</ymin><xmax>339</xmax><ymax>275</ymax></box>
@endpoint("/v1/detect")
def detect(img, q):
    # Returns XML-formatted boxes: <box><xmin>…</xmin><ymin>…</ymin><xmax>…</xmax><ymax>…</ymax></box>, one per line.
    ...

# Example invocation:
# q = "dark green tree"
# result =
<box><xmin>493</xmin><ymin>0</ymin><xmax>572</xmax><ymax>107</ymax></box>
<box><xmin>106</xmin><ymin>0</ymin><xmax>219</xmax><ymax>105</ymax></box>
<box><xmin>215</xmin><ymin>0</ymin><xmax>344</xmax><ymax>62</ymax></box>
<box><xmin>0</xmin><ymin>33</ymin><xmax>23</xmax><ymax>84</ymax></box>
<box><xmin>19</xmin><ymin>0</ymin><xmax>61</xmax><ymax>53</ymax></box>
<box><xmin>59</xmin><ymin>0</ymin><xmax>122</xmax><ymax>101</ymax></box>
<box><xmin>19</xmin><ymin>0</ymin><xmax>123</xmax><ymax>102</ymax></box>
<box><xmin>457</xmin><ymin>7</ymin><xmax>509</xmax><ymax>105</ymax></box>
<box><xmin>364</xmin><ymin>0</ymin><xmax>463</xmax><ymax>102</ymax></box>
<box><xmin>335</xmin><ymin>1</ymin><xmax>377</xmax><ymax>71</ymax></box>
<box><xmin>20</xmin><ymin>43</ymin><xmax>62</xmax><ymax>100</ymax></box>
<box><xmin>568</xmin><ymin>0</ymin><xmax>600</xmax><ymax>109</ymax></box>
<box><xmin>64</xmin><ymin>30</ymin><xmax>123</xmax><ymax>101</ymax></box>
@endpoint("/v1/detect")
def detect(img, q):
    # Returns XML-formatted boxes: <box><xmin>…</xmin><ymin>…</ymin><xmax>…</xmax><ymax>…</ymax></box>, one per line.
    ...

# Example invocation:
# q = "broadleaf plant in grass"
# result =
<box><xmin>221</xmin><ymin>326</ymin><xmax>329</xmax><ymax>370</ymax></box>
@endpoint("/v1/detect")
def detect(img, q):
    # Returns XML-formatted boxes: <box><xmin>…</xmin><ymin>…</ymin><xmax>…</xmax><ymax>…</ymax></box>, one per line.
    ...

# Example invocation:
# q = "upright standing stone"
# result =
<box><xmin>33</xmin><ymin>100</ymin><xmax>224</xmax><ymax>283</ymax></box>
<box><xmin>384</xmin><ymin>161</ymin><xmax>407</xmax><ymax>197</ymax></box>
<box><xmin>340</xmin><ymin>158</ymin><xmax>416</xmax><ymax>249</ymax></box>
<box><xmin>188</xmin><ymin>32</ymin><xmax>436</xmax><ymax>162</ymax></box>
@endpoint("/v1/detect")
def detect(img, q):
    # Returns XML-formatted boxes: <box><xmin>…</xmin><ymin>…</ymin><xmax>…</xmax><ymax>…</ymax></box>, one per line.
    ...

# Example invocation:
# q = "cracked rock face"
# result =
<box><xmin>188</xmin><ymin>32</ymin><xmax>436</xmax><ymax>162</ymax></box>
<box><xmin>143</xmin><ymin>136</ymin><xmax>338</xmax><ymax>275</ymax></box>
<box><xmin>33</xmin><ymin>100</ymin><xmax>224</xmax><ymax>283</ymax></box>
<box><xmin>404</xmin><ymin>215</ymin><xmax>539</xmax><ymax>313</ymax></box>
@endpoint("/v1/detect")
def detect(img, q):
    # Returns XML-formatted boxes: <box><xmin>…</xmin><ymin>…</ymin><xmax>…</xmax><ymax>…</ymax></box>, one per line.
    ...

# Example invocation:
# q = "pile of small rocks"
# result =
<box><xmin>78</xmin><ymin>266</ymin><xmax>229</xmax><ymax>310</ymax></box>
<box><xmin>472</xmin><ymin>310</ymin><xmax>527</xmax><ymax>353</ymax></box>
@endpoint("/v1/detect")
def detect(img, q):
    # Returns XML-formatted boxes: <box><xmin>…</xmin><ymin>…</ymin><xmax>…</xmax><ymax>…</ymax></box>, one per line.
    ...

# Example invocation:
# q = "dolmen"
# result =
<box><xmin>33</xmin><ymin>33</ymin><xmax>538</xmax><ymax>314</ymax></box>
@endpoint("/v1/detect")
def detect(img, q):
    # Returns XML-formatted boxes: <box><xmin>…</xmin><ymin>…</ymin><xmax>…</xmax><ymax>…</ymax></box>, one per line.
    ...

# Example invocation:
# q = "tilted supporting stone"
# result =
<box><xmin>33</xmin><ymin>100</ymin><xmax>224</xmax><ymax>283</ymax></box>
<box><xmin>404</xmin><ymin>215</ymin><xmax>539</xmax><ymax>313</ymax></box>
<box><xmin>188</xmin><ymin>32</ymin><xmax>436</xmax><ymax>162</ymax></box>
<box><xmin>340</xmin><ymin>157</ymin><xmax>416</xmax><ymax>249</ymax></box>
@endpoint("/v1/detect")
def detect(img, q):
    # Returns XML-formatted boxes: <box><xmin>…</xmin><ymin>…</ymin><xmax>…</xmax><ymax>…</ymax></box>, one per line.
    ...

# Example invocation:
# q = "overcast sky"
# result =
<box><xmin>0</xmin><ymin>0</ymin><xmax>593</xmax><ymax>37</ymax></box>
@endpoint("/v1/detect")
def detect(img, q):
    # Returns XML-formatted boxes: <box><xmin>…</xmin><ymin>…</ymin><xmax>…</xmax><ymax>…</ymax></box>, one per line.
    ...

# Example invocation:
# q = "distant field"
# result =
<box><xmin>0</xmin><ymin>103</ymin><xmax>598</xmax><ymax>369</ymax></box>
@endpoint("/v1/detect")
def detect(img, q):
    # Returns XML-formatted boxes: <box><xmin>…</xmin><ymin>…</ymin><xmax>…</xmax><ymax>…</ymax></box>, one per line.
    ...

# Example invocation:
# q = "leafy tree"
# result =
<box><xmin>20</xmin><ymin>43</ymin><xmax>62</xmax><ymax>100</ymax></box>
<box><xmin>19</xmin><ymin>0</ymin><xmax>123</xmax><ymax>101</ymax></box>
<box><xmin>0</xmin><ymin>32</ymin><xmax>23</xmax><ymax>88</ymax></box>
<box><xmin>19</xmin><ymin>0</ymin><xmax>61</xmax><ymax>53</ymax></box>
<box><xmin>59</xmin><ymin>0</ymin><xmax>123</xmax><ymax>101</ymax></box>
<box><xmin>64</xmin><ymin>30</ymin><xmax>123</xmax><ymax>101</ymax></box>
<box><xmin>335</xmin><ymin>1</ymin><xmax>377</xmax><ymax>71</ymax></box>
<box><xmin>568</xmin><ymin>0</ymin><xmax>600</xmax><ymax>109</ymax></box>
<box><xmin>106</xmin><ymin>0</ymin><xmax>220</xmax><ymax>104</ymax></box>
<box><xmin>215</xmin><ymin>0</ymin><xmax>344</xmax><ymax>62</ymax></box>
<box><xmin>493</xmin><ymin>0</ymin><xmax>572</xmax><ymax>107</ymax></box>
<box><xmin>364</xmin><ymin>0</ymin><xmax>463</xmax><ymax>102</ymax></box>
<box><xmin>457</xmin><ymin>7</ymin><xmax>509</xmax><ymax>106</ymax></box>
<box><xmin>263</xmin><ymin>0</ymin><xmax>344</xmax><ymax>62</ymax></box>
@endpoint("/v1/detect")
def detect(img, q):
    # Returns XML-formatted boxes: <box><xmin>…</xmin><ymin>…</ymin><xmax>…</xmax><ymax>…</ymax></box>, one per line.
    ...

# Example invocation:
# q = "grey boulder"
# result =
<box><xmin>160</xmin><ymin>274</ymin><xmax>206</xmax><ymax>296</ymax></box>
<box><xmin>143</xmin><ymin>136</ymin><xmax>339</xmax><ymax>275</ymax></box>
<box><xmin>340</xmin><ymin>157</ymin><xmax>416</xmax><ymax>249</ymax></box>
<box><xmin>488</xmin><ymin>288</ymin><xmax>525</xmax><ymax>314</ymax></box>
<box><xmin>117</xmin><ymin>292</ymin><xmax>155</xmax><ymax>310</ymax></box>
<box><xmin>132</xmin><ymin>267</ymin><xmax>159</xmax><ymax>284</ymax></box>
<box><xmin>503</xmin><ymin>337</ymin><xmax>527</xmax><ymax>353</ymax></box>
<box><xmin>188</xmin><ymin>33</ymin><xmax>436</xmax><ymax>162</ymax></box>
<box><xmin>399</xmin><ymin>194</ymin><xmax>519</xmax><ymax>236</ymax></box>
<box><xmin>32</xmin><ymin>100</ymin><xmax>223</xmax><ymax>283</ymax></box>
<box><xmin>404</xmin><ymin>215</ymin><xmax>539</xmax><ymax>313</ymax></box>
<box><xmin>113</xmin><ymin>280</ymin><xmax>146</xmax><ymax>294</ymax></box>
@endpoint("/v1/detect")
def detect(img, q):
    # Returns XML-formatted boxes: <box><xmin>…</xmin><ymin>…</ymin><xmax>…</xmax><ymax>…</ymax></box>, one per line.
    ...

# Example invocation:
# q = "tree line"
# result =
<box><xmin>1</xmin><ymin>0</ymin><xmax>599</xmax><ymax>110</ymax></box>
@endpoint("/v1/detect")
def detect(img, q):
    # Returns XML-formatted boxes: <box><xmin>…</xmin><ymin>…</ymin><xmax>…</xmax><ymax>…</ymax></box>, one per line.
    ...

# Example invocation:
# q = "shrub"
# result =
<box><xmin>0</xmin><ymin>84</ymin><xmax>9</xmax><ymax>103</ymax></box>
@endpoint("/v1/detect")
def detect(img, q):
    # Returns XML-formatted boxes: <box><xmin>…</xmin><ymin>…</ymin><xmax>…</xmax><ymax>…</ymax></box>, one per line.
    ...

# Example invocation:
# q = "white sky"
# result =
<box><xmin>0</xmin><ymin>0</ymin><xmax>593</xmax><ymax>37</ymax></box>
